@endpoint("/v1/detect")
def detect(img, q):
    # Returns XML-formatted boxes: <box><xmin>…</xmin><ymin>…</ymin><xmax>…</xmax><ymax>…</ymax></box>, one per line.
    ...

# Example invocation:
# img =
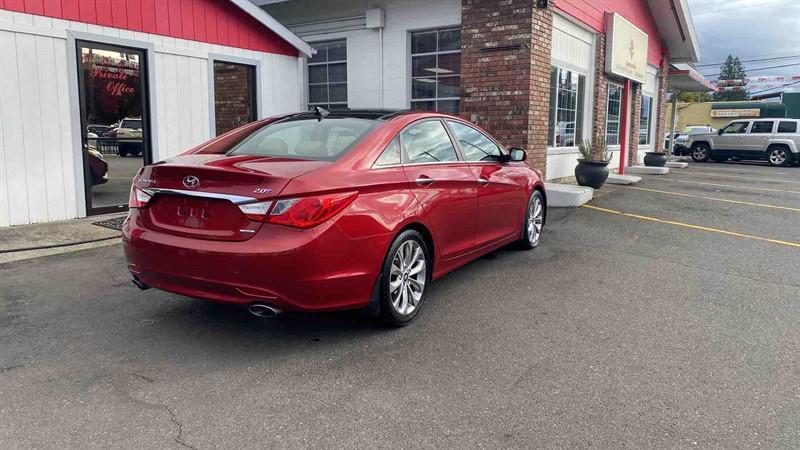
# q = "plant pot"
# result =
<box><xmin>644</xmin><ymin>152</ymin><xmax>667</xmax><ymax>167</ymax></box>
<box><xmin>574</xmin><ymin>159</ymin><xmax>610</xmax><ymax>189</ymax></box>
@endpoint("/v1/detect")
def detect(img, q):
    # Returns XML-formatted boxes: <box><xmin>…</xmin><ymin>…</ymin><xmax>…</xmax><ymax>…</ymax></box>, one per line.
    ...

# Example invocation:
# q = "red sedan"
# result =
<box><xmin>123</xmin><ymin>110</ymin><xmax>546</xmax><ymax>326</ymax></box>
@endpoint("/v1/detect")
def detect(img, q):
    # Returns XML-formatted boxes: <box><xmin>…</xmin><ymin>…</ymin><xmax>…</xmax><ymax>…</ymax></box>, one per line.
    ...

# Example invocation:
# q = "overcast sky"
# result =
<box><xmin>687</xmin><ymin>0</ymin><xmax>800</xmax><ymax>92</ymax></box>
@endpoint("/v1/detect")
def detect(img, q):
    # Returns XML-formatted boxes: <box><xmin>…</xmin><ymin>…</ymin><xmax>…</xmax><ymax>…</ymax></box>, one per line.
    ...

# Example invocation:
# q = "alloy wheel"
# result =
<box><xmin>769</xmin><ymin>149</ymin><xmax>787</xmax><ymax>166</ymax></box>
<box><xmin>693</xmin><ymin>146</ymin><xmax>708</xmax><ymax>160</ymax></box>
<box><xmin>528</xmin><ymin>194</ymin><xmax>544</xmax><ymax>246</ymax></box>
<box><xmin>389</xmin><ymin>240</ymin><xmax>426</xmax><ymax>316</ymax></box>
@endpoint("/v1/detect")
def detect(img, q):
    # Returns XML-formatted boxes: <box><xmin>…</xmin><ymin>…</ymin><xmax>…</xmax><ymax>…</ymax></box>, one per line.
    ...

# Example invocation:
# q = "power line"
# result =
<box><xmin>749</xmin><ymin>79</ymin><xmax>800</xmax><ymax>95</ymax></box>
<box><xmin>703</xmin><ymin>62</ymin><xmax>800</xmax><ymax>78</ymax></box>
<box><xmin>696</xmin><ymin>54</ymin><xmax>800</xmax><ymax>68</ymax></box>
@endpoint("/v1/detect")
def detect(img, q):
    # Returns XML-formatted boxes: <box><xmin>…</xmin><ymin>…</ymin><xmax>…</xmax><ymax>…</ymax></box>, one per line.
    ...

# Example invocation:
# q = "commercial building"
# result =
<box><xmin>0</xmin><ymin>0</ymin><xmax>311</xmax><ymax>227</ymax></box>
<box><xmin>0</xmin><ymin>0</ymin><xmax>708</xmax><ymax>227</ymax></box>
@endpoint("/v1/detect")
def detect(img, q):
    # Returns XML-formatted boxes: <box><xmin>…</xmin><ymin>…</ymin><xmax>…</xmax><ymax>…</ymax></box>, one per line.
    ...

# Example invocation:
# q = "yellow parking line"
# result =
<box><xmin>656</xmin><ymin>178</ymin><xmax>800</xmax><ymax>195</ymax></box>
<box><xmin>581</xmin><ymin>204</ymin><xmax>800</xmax><ymax>249</ymax></box>
<box><xmin>627</xmin><ymin>186</ymin><xmax>800</xmax><ymax>213</ymax></box>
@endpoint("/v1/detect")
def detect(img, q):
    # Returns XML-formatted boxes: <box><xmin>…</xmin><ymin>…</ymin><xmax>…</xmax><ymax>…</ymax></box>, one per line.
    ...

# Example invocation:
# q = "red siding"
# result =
<box><xmin>555</xmin><ymin>0</ymin><xmax>664</xmax><ymax>67</ymax></box>
<box><xmin>1</xmin><ymin>0</ymin><xmax>298</xmax><ymax>57</ymax></box>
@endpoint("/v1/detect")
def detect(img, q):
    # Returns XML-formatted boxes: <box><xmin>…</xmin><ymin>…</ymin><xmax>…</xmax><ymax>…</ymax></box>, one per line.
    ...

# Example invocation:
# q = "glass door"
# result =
<box><xmin>76</xmin><ymin>41</ymin><xmax>151</xmax><ymax>215</ymax></box>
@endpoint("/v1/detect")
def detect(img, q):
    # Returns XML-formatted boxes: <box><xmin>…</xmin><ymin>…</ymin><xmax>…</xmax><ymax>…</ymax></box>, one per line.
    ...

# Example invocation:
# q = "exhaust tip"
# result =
<box><xmin>132</xmin><ymin>277</ymin><xmax>151</xmax><ymax>291</ymax></box>
<box><xmin>248</xmin><ymin>303</ymin><xmax>282</xmax><ymax>318</ymax></box>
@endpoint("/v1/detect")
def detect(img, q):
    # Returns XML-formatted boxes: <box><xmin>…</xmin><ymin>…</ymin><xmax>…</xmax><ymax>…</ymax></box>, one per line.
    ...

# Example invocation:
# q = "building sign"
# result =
<box><xmin>711</xmin><ymin>109</ymin><xmax>761</xmax><ymax>118</ymax></box>
<box><xmin>604</xmin><ymin>13</ymin><xmax>648</xmax><ymax>84</ymax></box>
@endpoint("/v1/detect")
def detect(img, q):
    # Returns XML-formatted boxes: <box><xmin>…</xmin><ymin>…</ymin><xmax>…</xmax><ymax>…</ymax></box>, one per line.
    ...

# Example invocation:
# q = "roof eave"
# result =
<box><xmin>229</xmin><ymin>0</ymin><xmax>315</xmax><ymax>57</ymax></box>
<box><xmin>646</xmin><ymin>0</ymin><xmax>701</xmax><ymax>64</ymax></box>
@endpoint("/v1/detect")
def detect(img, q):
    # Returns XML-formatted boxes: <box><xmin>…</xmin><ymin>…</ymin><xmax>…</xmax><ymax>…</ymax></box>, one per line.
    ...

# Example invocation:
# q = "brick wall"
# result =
<box><xmin>460</xmin><ymin>0</ymin><xmax>553</xmax><ymax>176</ymax></box>
<box><xmin>629</xmin><ymin>83</ymin><xmax>642</xmax><ymax>165</ymax></box>
<box><xmin>214</xmin><ymin>62</ymin><xmax>256</xmax><ymax>136</ymax></box>
<box><xmin>652</xmin><ymin>56</ymin><xmax>670</xmax><ymax>153</ymax></box>
<box><xmin>590</xmin><ymin>32</ymin><xmax>608</xmax><ymax>145</ymax></box>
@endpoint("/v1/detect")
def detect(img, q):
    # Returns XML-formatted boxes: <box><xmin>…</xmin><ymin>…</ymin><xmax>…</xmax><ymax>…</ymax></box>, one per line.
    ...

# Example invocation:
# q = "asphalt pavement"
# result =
<box><xmin>1</xmin><ymin>160</ymin><xmax>799</xmax><ymax>448</ymax></box>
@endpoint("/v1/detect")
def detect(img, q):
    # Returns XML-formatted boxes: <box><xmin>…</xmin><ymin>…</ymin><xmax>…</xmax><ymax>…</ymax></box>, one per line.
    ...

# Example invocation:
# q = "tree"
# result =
<box><xmin>678</xmin><ymin>91</ymin><xmax>713</xmax><ymax>103</ymax></box>
<box><xmin>712</xmin><ymin>55</ymin><xmax>750</xmax><ymax>101</ymax></box>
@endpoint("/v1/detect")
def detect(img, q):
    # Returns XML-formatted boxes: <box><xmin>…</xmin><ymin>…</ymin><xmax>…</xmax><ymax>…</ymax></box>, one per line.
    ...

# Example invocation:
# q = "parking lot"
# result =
<box><xmin>1</xmin><ymin>161</ymin><xmax>799</xmax><ymax>448</ymax></box>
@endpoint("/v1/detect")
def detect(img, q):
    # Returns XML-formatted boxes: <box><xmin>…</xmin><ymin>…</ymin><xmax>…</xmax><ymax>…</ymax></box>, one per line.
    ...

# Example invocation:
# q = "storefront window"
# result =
<box><xmin>639</xmin><ymin>95</ymin><xmax>652</xmax><ymax>145</ymax></box>
<box><xmin>77</xmin><ymin>41</ymin><xmax>149</xmax><ymax>214</ymax></box>
<box><xmin>606</xmin><ymin>84</ymin><xmax>623</xmax><ymax>146</ymax></box>
<box><xmin>308</xmin><ymin>40</ymin><xmax>348</xmax><ymax>110</ymax></box>
<box><xmin>214</xmin><ymin>61</ymin><xmax>257</xmax><ymax>136</ymax></box>
<box><xmin>547</xmin><ymin>66</ymin><xmax>585</xmax><ymax>147</ymax></box>
<box><xmin>410</xmin><ymin>28</ymin><xmax>461</xmax><ymax>114</ymax></box>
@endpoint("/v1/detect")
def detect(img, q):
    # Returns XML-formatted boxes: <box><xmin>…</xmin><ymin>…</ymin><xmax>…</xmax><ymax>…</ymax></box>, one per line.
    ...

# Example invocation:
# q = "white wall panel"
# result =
<box><xmin>0</xmin><ymin>10</ymin><xmax>303</xmax><ymax>226</ymax></box>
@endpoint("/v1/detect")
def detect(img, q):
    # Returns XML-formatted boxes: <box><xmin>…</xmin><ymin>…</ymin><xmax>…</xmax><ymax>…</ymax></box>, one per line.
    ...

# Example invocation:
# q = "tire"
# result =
<box><xmin>767</xmin><ymin>146</ymin><xmax>791</xmax><ymax>167</ymax></box>
<box><xmin>691</xmin><ymin>143</ymin><xmax>711</xmax><ymax>162</ymax></box>
<box><xmin>378</xmin><ymin>230</ymin><xmax>431</xmax><ymax>327</ymax></box>
<box><xmin>517</xmin><ymin>190</ymin><xmax>544</xmax><ymax>250</ymax></box>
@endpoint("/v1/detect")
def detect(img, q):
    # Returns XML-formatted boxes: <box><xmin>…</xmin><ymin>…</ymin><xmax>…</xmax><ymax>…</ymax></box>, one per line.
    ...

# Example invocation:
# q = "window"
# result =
<box><xmin>401</xmin><ymin>120</ymin><xmax>459</xmax><ymax>163</ymax></box>
<box><xmin>375</xmin><ymin>137</ymin><xmax>402</xmax><ymax>166</ymax></box>
<box><xmin>777</xmin><ymin>121</ymin><xmax>798</xmax><ymax>133</ymax></box>
<box><xmin>410</xmin><ymin>28</ymin><xmax>461</xmax><ymax>114</ymax></box>
<box><xmin>722</xmin><ymin>122</ymin><xmax>749</xmax><ymax>134</ymax></box>
<box><xmin>750</xmin><ymin>121</ymin><xmax>774</xmax><ymax>134</ymax></box>
<box><xmin>638</xmin><ymin>95</ymin><xmax>652</xmax><ymax>145</ymax></box>
<box><xmin>228</xmin><ymin>116</ymin><xmax>376</xmax><ymax>161</ymax></box>
<box><xmin>547</xmin><ymin>67</ymin><xmax>586</xmax><ymax>147</ymax></box>
<box><xmin>448</xmin><ymin>120</ymin><xmax>502</xmax><ymax>162</ymax></box>
<box><xmin>308</xmin><ymin>40</ymin><xmax>347</xmax><ymax>110</ymax></box>
<box><xmin>605</xmin><ymin>84</ymin><xmax>623</xmax><ymax>145</ymax></box>
<box><xmin>214</xmin><ymin>61</ymin><xmax>257</xmax><ymax>135</ymax></box>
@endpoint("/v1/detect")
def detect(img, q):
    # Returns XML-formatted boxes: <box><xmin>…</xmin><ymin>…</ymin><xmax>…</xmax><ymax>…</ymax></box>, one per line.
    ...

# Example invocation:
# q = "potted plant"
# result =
<box><xmin>575</xmin><ymin>137</ymin><xmax>611</xmax><ymax>189</ymax></box>
<box><xmin>643</xmin><ymin>147</ymin><xmax>668</xmax><ymax>167</ymax></box>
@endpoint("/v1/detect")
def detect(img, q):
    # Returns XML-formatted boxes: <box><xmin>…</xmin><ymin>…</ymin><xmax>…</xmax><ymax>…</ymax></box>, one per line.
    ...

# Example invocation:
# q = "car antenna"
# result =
<box><xmin>312</xmin><ymin>105</ymin><xmax>330</xmax><ymax>121</ymax></box>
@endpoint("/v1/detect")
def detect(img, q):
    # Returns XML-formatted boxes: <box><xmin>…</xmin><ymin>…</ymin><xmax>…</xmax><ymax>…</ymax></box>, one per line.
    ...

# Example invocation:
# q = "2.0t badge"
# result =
<box><xmin>183</xmin><ymin>176</ymin><xmax>200</xmax><ymax>189</ymax></box>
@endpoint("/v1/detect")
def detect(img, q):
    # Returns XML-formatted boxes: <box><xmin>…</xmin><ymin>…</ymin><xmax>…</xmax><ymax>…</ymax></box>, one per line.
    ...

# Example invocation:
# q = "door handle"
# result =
<box><xmin>415</xmin><ymin>176</ymin><xmax>435</xmax><ymax>186</ymax></box>
<box><xmin>478</xmin><ymin>178</ymin><xmax>490</xmax><ymax>186</ymax></box>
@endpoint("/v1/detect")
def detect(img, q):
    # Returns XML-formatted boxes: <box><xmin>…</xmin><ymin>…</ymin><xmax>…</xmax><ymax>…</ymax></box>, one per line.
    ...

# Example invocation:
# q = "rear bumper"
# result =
<box><xmin>122</xmin><ymin>209</ymin><xmax>392</xmax><ymax>312</ymax></box>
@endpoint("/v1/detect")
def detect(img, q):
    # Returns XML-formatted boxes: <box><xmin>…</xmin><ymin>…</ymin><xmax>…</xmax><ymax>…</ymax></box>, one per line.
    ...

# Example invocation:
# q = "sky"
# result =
<box><xmin>687</xmin><ymin>0</ymin><xmax>800</xmax><ymax>94</ymax></box>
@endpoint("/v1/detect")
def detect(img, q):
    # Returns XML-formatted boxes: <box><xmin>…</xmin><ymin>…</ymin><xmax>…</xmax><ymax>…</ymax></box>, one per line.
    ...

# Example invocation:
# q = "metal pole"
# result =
<box><xmin>667</xmin><ymin>92</ymin><xmax>679</xmax><ymax>156</ymax></box>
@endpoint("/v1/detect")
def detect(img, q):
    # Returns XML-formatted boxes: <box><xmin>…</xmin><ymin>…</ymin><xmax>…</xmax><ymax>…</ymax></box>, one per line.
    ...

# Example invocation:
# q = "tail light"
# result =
<box><xmin>259</xmin><ymin>192</ymin><xmax>357</xmax><ymax>229</ymax></box>
<box><xmin>237</xmin><ymin>201</ymin><xmax>273</xmax><ymax>221</ymax></box>
<box><xmin>128</xmin><ymin>185</ymin><xmax>152</xmax><ymax>208</ymax></box>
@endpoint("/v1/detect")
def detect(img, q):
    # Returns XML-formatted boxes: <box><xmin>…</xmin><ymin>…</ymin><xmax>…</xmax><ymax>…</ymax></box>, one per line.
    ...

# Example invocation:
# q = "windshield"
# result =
<box><xmin>227</xmin><ymin>117</ymin><xmax>378</xmax><ymax>161</ymax></box>
<box><xmin>120</xmin><ymin>119</ymin><xmax>142</xmax><ymax>130</ymax></box>
<box><xmin>682</xmin><ymin>126</ymin><xmax>708</xmax><ymax>134</ymax></box>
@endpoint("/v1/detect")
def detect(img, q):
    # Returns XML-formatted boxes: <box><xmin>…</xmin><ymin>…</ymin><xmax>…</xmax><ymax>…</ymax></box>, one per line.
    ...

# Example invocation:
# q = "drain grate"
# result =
<box><xmin>92</xmin><ymin>216</ymin><xmax>126</xmax><ymax>231</ymax></box>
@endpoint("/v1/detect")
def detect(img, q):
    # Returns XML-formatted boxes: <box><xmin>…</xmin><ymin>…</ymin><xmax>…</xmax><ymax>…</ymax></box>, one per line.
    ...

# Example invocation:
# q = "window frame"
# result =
<box><xmin>548</xmin><ymin>65</ymin><xmax>587</xmax><ymax>149</ymax></box>
<box><xmin>749</xmin><ymin>120</ymin><xmax>775</xmax><ymax>134</ymax></box>
<box><xmin>777</xmin><ymin>121</ymin><xmax>799</xmax><ymax>134</ymax></box>
<box><xmin>372</xmin><ymin>118</ymin><xmax>466</xmax><ymax>168</ymax></box>
<box><xmin>445</xmin><ymin>119</ymin><xmax>508</xmax><ymax>164</ymax></box>
<box><xmin>638</xmin><ymin>94</ymin><xmax>653</xmax><ymax>145</ymax></box>
<box><xmin>605</xmin><ymin>82</ymin><xmax>624</xmax><ymax>146</ymax></box>
<box><xmin>721</xmin><ymin>121</ymin><xmax>751</xmax><ymax>134</ymax></box>
<box><xmin>409</xmin><ymin>27</ymin><xmax>462</xmax><ymax>113</ymax></box>
<box><xmin>307</xmin><ymin>39</ymin><xmax>348</xmax><ymax>110</ymax></box>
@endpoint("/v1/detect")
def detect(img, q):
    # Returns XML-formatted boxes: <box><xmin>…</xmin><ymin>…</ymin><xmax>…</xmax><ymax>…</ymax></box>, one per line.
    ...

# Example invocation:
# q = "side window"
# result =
<box><xmin>447</xmin><ymin>120</ymin><xmax>502</xmax><ymax>162</ymax></box>
<box><xmin>722</xmin><ymin>122</ymin><xmax>749</xmax><ymax>134</ymax></box>
<box><xmin>750</xmin><ymin>121</ymin><xmax>774</xmax><ymax>134</ymax></box>
<box><xmin>374</xmin><ymin>137</ymin><xmax>402</xmax><ymax>166</ymax></box>
<box><xmin>777</xmin><ymin>121</ymin><xmax>798</xmax><ymax>133</ymax></box>
<box><xmin>401</xmin><ymin>121</ymin><xmax>459</xmax><ymax>164</ymax></box>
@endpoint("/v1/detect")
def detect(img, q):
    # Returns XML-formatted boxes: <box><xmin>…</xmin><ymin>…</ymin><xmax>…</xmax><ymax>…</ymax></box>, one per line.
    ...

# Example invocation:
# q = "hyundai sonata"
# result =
<box><xmin>123</xmin><ymin>110</ymin><xmax>546</xmax><ymax>326</ymax></box>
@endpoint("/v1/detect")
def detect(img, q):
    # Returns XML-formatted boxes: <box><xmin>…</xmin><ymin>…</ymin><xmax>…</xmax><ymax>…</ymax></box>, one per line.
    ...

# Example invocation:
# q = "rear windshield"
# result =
<box><xmin>227</xmin><ymin>117</ymin><xmax>378</xmax><ymax>161</ymax></box>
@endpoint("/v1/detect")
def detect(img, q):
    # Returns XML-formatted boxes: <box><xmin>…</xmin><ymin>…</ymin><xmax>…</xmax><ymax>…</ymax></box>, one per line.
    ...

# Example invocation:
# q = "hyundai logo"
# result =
<box><xmin>183</xmin><ymin>176</ymin><xmax>200</xmax><ymax>189</ymax></box>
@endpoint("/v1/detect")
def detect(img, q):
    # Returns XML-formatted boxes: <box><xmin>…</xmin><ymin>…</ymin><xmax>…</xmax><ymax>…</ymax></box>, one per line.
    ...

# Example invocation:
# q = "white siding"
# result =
<box><xmin>0</xmin><ymin>11</ymin><xmax>303</xmax><ymax>226</ymax></box>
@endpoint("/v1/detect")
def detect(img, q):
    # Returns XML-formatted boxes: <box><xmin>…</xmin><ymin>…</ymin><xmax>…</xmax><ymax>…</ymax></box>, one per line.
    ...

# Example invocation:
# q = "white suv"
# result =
<box><xmin>687</xmin><ymin>119</ymin><xmax>800</xmax><ymax>167</ymax></box>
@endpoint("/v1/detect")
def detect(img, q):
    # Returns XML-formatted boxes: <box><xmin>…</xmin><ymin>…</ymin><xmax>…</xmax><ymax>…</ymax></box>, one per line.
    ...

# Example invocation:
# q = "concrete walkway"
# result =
<box><xmin>0</xmin><ymin>213</ymin><xmax>124</xmax><ymax>265</ymax></box>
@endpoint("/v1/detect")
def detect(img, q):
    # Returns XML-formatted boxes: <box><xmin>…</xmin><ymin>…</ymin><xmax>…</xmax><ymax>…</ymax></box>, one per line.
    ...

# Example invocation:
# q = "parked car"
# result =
<box><xmin>688</xmin><ymin>119</ymin><xmax>800</xmax><ymax>167</ymax></box>
<box><xmin>664</xmin><ymin>131</ymin><xmax>681</xmax><ymax>150</ymax></box>
<box><xmin>87</xmin><ymin>124</ymin><xmax>113</xmax><ymax>137</ymax></box>
<box><xmin>123</xmin><ymin>110</ymin><xmax>546</xmax><ymax>326</ymax></box>
<box><xmin>671</xmin><ymin>125</ymin><xmax>715</xmax><ymax>156</ymax></box>
<box><xmin>111</xmin><ymin>117</ymin><xmax>144</xmax><ymax>157</ymax></box>
<box><xmin>555</xmin><ymin>121</ymin><xmax>576</xmax><ymax>147</ymax></box>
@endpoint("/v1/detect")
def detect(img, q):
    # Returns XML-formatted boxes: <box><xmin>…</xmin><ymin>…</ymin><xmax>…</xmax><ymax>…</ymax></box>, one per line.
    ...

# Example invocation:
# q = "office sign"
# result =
<box><xmin>605</xmin><ymin>13</ymin><xmax>648</xmax><ymax>84</ymax></box>
<box><xmin>711</xmin><ymin>109</ymin><xmax>761</xmax><ymax>118</ymax></box>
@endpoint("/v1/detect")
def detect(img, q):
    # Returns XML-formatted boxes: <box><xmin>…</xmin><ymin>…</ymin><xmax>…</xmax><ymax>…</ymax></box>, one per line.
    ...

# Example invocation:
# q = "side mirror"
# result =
<box><xmin>509</xmin><ymin>148</ymin><xmax>527</xmax><ymax>162</ymax></box>
<box><xmin>718</xmin><ymin>129</ymin><xmax>724</xmax><ymax>135</ymax></box>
